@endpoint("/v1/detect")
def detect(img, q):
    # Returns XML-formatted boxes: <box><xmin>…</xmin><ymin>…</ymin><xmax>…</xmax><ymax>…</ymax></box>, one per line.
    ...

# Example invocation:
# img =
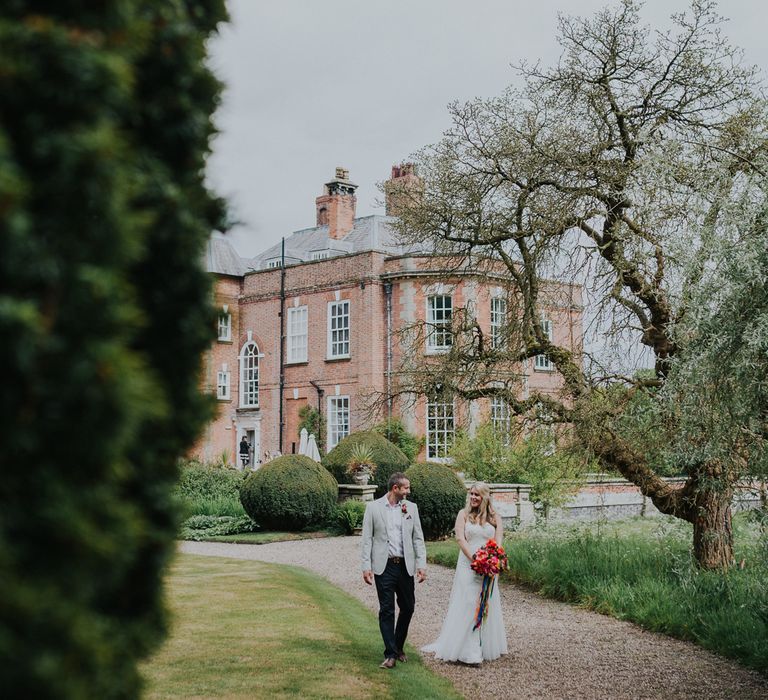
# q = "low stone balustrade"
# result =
<box><xmin>338</xmin><ymin>484</ymin><xmax>377</xmax><ymax>503</ymax></box>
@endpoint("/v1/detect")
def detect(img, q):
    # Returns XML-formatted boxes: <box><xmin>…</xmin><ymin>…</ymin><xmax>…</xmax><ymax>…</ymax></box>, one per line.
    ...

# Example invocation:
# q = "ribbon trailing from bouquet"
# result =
<box><xmin>472</xmin><ymin>574</ymin><xmax>496</xmax><ymax>633</ymax></box>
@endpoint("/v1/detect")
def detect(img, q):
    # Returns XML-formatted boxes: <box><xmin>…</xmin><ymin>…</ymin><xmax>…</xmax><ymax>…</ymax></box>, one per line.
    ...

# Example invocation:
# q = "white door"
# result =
<box><xmin>237</xmin><ymin>417</ymin><xmax>261</xmax><ymax>468</ymax></box>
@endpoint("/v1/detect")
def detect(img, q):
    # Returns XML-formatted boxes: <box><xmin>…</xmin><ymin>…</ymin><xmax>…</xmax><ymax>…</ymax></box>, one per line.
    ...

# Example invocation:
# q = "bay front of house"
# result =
<box><xmin>193</xmin><ymin>166</ymin><xmax>583</xmax><ymax>466</ymax></box>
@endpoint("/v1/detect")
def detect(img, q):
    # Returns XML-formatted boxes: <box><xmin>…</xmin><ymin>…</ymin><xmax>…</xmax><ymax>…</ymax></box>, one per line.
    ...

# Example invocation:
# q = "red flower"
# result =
<box><xmin>470</xmin><ymin>539</ymin><xmax>508</xmax><ymax>577</ymax></box>
<box><xmin>401</xmin><ymin>501</ymin><xmax>408</xmax><ymax>514</ymax></box>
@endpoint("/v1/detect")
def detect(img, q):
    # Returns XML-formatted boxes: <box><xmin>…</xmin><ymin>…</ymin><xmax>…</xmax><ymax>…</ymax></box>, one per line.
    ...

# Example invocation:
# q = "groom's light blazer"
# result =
<box><xmin>361</xmin><ymin>497</ymin><xmax>427</xmax><ymax>576</ymax></box>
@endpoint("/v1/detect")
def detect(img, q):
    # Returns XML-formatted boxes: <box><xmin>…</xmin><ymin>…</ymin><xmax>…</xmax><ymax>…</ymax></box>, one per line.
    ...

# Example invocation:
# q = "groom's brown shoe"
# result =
<box><xmin>379</xmin><ymin>657</ymin><xmax>396</xmax><ymax>669</ymax></box>
<box><xmin>396</xmin><ymin>652</ymin><xmax>407</xmax><ymax>663</ymax></box>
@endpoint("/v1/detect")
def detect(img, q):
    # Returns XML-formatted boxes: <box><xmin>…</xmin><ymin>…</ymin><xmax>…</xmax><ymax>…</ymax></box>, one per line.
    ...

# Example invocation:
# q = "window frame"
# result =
<box><xmin>490</xmin><ymin>396</ymin><xmax>512</xmax><ymax>446</ymax></box>
<box><xmin>327</xmin><ymin>395</ymin><xmax>350</xmax><ymax>450</ymax></box>
<box><xmin>426</xmin><ymin>295</ymin><xmax>453</xmax><ymax>352</ymax></box>
<box><xmin>239</xmin><ymin>341</ymin><xmax>260</xmax><ymax>408</ymax></box>
<box><xmin>534</xmin><ymin>319</ymin><xmax>554</xmax><ymax>371</ymax></box>
<box><xmin>426</xmin><ymin>396</ymin><xmax>455</xmax><ymax>460</ymax></box>
<box><xmin>216</xmin><ymin>367</ymin><xmax>231</xmax><ymax>400</ymax></box>
<box><xmin>327</xmin><ymin>299</ymin><xmax>351</xmax><ymax>359</ymax></box>
<box><xmin>490</xmin><ymin>297</ymin><xmax>506</xmax><ymax>350</ymax></box>
<box><xmin>286</xmin><ymin>305</ymin><xmax>308</xmax><ymax>364</ymax></box>
<box><xmin>217</xmin><ymin>311</ymin><xmax>232</xmax><ymax>342</ymax></box>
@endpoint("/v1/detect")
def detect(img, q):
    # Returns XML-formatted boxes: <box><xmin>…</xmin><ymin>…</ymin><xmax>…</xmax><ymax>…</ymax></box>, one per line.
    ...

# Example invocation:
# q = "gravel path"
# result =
<box><xmin>179</xmin><ymin>538</ymin><xmax>768</xmax><ymax>700</ymax></box>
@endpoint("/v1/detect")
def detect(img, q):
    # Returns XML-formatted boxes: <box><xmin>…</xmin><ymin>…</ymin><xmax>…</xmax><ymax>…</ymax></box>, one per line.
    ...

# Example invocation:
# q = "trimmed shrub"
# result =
<box><xmin>323</xmin><ymin>431</ymin><xmax>410</xmax><ymax>498</ymax></box>
<box><xmin>333</xmin><ymin>500</ymin><xmax>368</xmax><ymax>534</ymax></box>
<box><xmin>176</xmin><ymin>460</ymin><xmax>246</xmax><ymax>517</ymax></box>
<box><xmin>240</xmin><ymin>455</ymin><xmax>338</xmax><ymax>531</ymax></box>
<box><xmin>405</xmin><ymin>462</ymin><xmax>467</xmax><ymax>540</ymax></box>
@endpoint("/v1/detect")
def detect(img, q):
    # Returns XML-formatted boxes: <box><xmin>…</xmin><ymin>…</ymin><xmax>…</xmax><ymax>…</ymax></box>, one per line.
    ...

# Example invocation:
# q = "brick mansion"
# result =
<box><xmin>193</xmin><ymin>166</ymin><xmax>583</xmax><ymax>467</ymax></box>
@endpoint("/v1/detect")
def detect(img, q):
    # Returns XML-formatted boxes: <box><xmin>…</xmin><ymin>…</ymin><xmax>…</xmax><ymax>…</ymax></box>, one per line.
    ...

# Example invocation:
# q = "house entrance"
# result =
<box><xmin>236</xmin><ymin>415</ymin><xmax>261</xmax><ymax>469</ymax></box>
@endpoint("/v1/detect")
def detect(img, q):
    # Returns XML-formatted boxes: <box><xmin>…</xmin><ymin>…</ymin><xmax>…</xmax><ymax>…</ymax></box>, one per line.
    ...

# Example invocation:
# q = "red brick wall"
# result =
<box><xmin>191</xmin><ymin>250</ymin><xmax>584</xmax><ymax>467</ymax></box>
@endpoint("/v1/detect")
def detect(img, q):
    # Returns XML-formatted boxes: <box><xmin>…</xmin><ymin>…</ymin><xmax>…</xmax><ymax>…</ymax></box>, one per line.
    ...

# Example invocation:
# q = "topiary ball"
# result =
<box><xmin>322</xmin><ymin>431</ymin><xmax>410</xmax><ymax>498</ymax></box>
<box><xmin>405</xmin><ymin>462</ymin><xmax>467</xmax><ymax>540</ymax></box>
<box><xmin>240</xmin><ymin>455</ymin><xmax>338</xmax><ymax>531</ymax></box>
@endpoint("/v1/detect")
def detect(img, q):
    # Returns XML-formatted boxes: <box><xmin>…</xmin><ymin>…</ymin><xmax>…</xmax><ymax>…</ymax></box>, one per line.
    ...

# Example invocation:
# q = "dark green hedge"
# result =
<box><xmin>0</xmin><ymin>2</ymin><xmax>227</xmax><ymax>697</ymax></box>
<box><xmin>240</xmin><ymin>455</ymin><xmax>338</xmax><ymax>531</ymax></box>
<box><xmin>322</xmin><ymin>431</ymin><xmax>410</xmax><ymax>498</ymax></box>
<box><xmin>405</xmin><ymin>462</ymin><xmax>467</xmax><ymax>540</ymax></box>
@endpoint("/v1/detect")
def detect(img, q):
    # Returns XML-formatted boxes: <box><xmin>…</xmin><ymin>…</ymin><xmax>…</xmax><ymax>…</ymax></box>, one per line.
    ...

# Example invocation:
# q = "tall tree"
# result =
<box><xmin>0</xmin><ymin>1</ymin><xmax>227</xmax><ymax>696</ymax></box>
<box><xmin>388</xmin><ymin>0</ymin><xmax>768</xmax><ymax>569</ymax></box>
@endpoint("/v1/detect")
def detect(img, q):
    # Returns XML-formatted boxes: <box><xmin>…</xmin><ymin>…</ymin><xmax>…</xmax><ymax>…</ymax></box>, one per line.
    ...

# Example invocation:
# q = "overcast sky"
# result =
<box><xmin>206</xmin><ymin>0</ymin><xmax>768</xmax><ymax>258</ymax></box>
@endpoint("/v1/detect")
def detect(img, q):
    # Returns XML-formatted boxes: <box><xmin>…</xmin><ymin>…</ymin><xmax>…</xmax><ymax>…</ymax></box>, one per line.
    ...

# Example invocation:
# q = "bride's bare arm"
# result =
<box><xmin>494</xmin><ymin>516</ymin><xmax>504</xmax><ymax>544</ymax></box>
<box><xmin>454</xmin><ymin>510</ymin><xmax>475</xmax><ymax>560</ymax></box>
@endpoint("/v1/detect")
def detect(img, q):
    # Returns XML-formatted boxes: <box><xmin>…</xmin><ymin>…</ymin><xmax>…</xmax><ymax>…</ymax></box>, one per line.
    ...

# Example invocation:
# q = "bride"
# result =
<box><xmin>422</xmin><ymin>482</ymin><xmax>508</xmax><ymax>664</ymax></box>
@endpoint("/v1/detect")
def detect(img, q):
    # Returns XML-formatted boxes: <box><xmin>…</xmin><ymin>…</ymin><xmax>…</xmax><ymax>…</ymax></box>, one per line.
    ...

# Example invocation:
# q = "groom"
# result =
<box><xmin>361</xmin><ymin>472</ymin><xmax>427</xmax><ymax>669</ymax></box>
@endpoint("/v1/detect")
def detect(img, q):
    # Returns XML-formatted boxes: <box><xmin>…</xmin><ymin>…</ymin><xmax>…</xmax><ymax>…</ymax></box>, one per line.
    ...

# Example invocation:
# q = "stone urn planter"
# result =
<box><xmin>346</xmin><ymin>443</ymin><xmax>377</xmax><ymax>489</ymax></box>
<box><xmin>351</xmin><ymin>469</ymin><xmax>371</xmax><ymax>486</ymax></box>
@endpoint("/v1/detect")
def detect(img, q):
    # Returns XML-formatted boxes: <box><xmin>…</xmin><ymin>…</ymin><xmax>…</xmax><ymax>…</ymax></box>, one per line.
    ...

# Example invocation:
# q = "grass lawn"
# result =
<box><xmin>426</xmin><ymin>514</ymin><xmax>768</xmax><ymax>674</ymax></box>
<box><xmin>201</xmin><ymin>530</ymin><xmax>335</xmax><ymax>545</ymax></box>
<box><xmin>141</xmin><ymin>554</ymin><xmax>462</xmax><ymax>699</ymax></box>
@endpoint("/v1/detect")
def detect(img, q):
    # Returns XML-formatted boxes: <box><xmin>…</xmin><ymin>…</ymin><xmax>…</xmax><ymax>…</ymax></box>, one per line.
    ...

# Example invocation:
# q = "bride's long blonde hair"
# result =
<box><xmin>464</xmin><ymin>482</ymin><xmax>497</xmax><ymax>527</ymax></box>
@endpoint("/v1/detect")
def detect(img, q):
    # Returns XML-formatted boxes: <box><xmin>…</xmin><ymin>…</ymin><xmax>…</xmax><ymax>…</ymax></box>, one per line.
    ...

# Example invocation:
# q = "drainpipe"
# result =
<box><xmin>278</xmin><ymin>237</ymin><xmax>286</xmax><ymax>455</ymax></box>
<box><xmin>309</xmin><ymin>379</ymin><xmax>324</xmax><ymax>451</ymax></box>
<box><xmin>384</xmin><ymin>282</ymin><xmax>393</xmax><ymax>422</ymax></box>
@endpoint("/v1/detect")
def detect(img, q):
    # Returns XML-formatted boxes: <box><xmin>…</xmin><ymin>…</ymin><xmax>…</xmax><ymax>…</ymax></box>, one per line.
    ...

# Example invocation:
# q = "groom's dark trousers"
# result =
<box><xmin>374</xmin><ymin>558</ymin><xmax>415</xmax><ymax>659</ymax></box>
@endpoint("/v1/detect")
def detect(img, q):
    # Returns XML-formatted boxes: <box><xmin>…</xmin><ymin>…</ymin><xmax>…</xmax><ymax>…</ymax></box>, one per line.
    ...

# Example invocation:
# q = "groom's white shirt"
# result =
<box><xmin>384</xmin><ymin>497</ymin><xmax>405</xmax><ymax>557</ymax></box>
<box><xmin>361</xmin><ymin>495</ymin><xmax>427</xmax><ymax>576</ymax></box>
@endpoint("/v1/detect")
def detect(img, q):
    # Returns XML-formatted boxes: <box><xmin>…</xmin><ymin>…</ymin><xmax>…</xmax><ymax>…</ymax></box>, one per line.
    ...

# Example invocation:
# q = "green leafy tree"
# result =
<box><xmin>373</xmin><ymin>417</ymin><xmax>424</xmax><ymax>462</ymax></box>
<box><xmin>663</xmin><ymin>204</ymin><xmax>768</xmax><ymax>504</ymax></box>
<box><xmin>0</xmin><ymin>2</ymin><xmax>227</xmax><ymax>696</ymax></box>
<box><xmin>389</xmin><ymin>0</ymin><xmax>767</xmax><ymax>568</ymax></box>
<box><xmin>450</xmin><ymin>423</ymin><xmax>586</xmax><ymax>516</ymax></box>
<box><xmin>298</xmin><ymin>404</ymin><xmax>326</xmax><ymax>452</ymax></box>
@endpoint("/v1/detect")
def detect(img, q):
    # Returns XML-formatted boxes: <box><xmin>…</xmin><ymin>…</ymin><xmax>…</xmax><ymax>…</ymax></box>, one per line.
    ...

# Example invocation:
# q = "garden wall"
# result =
<box><xmin>482</xmin><ymin>477</ymin><xmax>765</xmax><ymax>525</ymax></box>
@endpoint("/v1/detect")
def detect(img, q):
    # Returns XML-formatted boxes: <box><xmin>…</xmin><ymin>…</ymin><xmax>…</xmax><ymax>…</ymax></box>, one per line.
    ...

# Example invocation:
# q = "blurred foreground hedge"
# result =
<box><xmin>0</xmin><ymin>2</ymin><xmax>227</xmax><ymax>697</ymax></box>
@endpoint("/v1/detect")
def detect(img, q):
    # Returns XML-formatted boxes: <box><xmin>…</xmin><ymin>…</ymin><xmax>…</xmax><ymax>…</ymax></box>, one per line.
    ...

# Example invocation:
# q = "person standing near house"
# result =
<box><xmin>361</xmin><ymin>472</ymin><xmax>427</xmax><ymax>669</ymax></box>
<box><xmin>239</xmin><ymin>436</ymin><xmax>250</xmax><ymax>467</ymax></box>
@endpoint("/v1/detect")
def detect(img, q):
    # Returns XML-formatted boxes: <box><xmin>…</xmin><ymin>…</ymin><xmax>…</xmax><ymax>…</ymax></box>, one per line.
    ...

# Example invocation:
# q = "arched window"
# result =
<box><xmin>239</xmin><ymin>341</ymin><xmax>260</xmax><ymax>407</ymax></box>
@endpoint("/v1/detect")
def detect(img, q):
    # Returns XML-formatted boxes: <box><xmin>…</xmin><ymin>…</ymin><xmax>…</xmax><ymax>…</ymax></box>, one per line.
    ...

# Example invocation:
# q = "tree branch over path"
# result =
<box><xmin>388</xmin><ymin>0</ymin><xmax>768</xmax><ymax>569</ymax></box>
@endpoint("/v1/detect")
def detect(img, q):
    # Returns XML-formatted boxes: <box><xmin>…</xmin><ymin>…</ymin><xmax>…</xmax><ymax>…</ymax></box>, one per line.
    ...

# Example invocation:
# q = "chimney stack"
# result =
<box><xmin>316</xmin><ymin>167</ymin><xmax>357</xmax><ymax>240</ymax></box>
<box><xmin>384</xmin><ymin>162</ymin><xmax>423</xmax><ymax>217</ymax></box>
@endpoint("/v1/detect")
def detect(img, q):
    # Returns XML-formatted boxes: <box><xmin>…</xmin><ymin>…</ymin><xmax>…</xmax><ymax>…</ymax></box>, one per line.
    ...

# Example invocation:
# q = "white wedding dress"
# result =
<box><xmin>422</xmin><ymin>521</ymin><xmax>507</xmax><ymax>663</ymax></box>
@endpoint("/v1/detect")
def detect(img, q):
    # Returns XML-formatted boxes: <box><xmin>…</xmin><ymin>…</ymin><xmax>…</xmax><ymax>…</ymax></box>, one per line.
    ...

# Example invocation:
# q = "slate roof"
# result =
<box><xmin>252</xmin><ymin>215</ymin><xmax>408</xmax><ymax>268</ymax></box>
<box><xmin>205</xmin><ymin>215</ymin><xmax>425</xmax><ymax>276</ymax></box>
<box><xmin>205</xmin><ymin>234</ymin><xmax>247</xmax><ymax>276</ymax></box>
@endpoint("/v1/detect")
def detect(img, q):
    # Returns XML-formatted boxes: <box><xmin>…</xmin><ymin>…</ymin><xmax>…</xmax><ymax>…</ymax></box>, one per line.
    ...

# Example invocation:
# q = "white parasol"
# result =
<box><xmin>305</xmin><ymin>433</ymin><xmax>321</xmax><ymax>462</ymax></box>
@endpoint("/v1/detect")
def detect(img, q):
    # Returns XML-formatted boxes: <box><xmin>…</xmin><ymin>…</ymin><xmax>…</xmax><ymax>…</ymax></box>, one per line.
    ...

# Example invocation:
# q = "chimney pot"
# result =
<box><xmin>316</xmin><ymin>167</ymin><xmax>357</xmax><ymax>239</ymax></box>
<box><xmin>385</xmin><ymin>162</ymin><xmax>423</xmax><ymax>217</ymax></box>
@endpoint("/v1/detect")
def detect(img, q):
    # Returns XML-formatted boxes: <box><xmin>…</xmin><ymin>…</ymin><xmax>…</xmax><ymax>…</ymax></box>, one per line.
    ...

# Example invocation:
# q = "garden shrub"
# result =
<box><xmin>373</xmin><ymin>418</ymin><xmax>424</xmax><ymax>462</ymax></box>
<box><xmin>179</xmin><ymin>515</ymin><xmax>259</xmax><ymax>541</ymax></box>
<box><xmin>176</xmin><ymin>460</ymin><xmax>246</xmax><ymax>516</ymax></box>
<box><xmin>333</xmin><ymin>500</ymin><xmax>367</xmax><ymax>534</ymax></box>
<box><xmin>240</xmin><ymin>455</ymin><xmax>338</xmax><ymax>531</ymax></box>
<box><xmin>323</xmin><ymin>431</ymin><xmax>410</xmax><ymax>497</ymax></box>
<box><xmin>0</xmin><ymin>2</ymin><xmax>227</xmax><ymax>697</ymax></box>
<box><xmin>298</xmin><ymin>405</ymin><xmax>326</xmax><ymax>452</ymax></box>
<box><xmin>405</xmin><ymin>462</ymin><xmax>467</xmax><ymax>540</ymax></box>
<box><xmin>451</xmin><ymin>424</ymin><xmax>587</xmax><ymax>516</ymax></box>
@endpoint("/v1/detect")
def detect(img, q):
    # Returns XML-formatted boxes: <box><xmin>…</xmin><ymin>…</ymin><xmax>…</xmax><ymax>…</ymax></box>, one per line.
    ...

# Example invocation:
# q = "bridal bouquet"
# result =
<box><xmin>471</xmin><ymin>539</ymin><xmax>508</xmax><ymax>632</ymax></box>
